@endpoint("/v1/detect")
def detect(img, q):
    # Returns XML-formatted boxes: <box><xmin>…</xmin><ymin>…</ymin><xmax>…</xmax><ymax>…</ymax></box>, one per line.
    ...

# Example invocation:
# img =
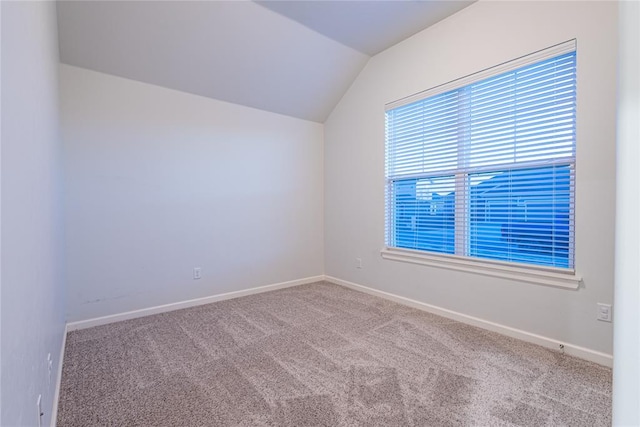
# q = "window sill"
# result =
<box><xmin>380</xmin><ymin>247</ymin><xmax>581</xmax><ymax>290</ymax></box>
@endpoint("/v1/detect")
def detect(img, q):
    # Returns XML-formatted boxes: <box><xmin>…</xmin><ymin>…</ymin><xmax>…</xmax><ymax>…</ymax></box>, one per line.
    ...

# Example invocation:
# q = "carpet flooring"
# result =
<box><xmin>57</xmin><ymin>281</ymin><xmax>612</xmax><ymax>426</ymax></box>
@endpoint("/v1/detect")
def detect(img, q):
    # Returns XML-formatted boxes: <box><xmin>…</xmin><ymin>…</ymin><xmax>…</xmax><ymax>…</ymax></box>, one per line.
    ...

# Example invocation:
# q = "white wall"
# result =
<box><xmin>60</xmin><ymin>65</ymin><xmax>324</xmax><ymax>322</ymax></box>
<box><xmin>613</xmin><ymin>0</ymin><xmax>640</xmax><ymax>424</ymax></box>
<box><xmin>1</xmin><ymin>2</ymin><xmax>66</xmax><ymax>426</ymax></box>
<box><xmin>325</xmin><ymin>1</ymin><xmax>617</xmax><ymax>355</ymax></box>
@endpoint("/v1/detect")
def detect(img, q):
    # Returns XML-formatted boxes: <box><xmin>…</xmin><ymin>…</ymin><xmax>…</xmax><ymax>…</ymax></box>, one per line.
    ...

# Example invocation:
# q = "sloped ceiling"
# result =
<box><xmin>256</xmin><ymin>1</ymin><xmax>473</xmax><ymax>56</ymax></box>
<box><xmin>57</xmin><ymin>1</ymin><xmax>474</xmax><ymax>123</ymax></box>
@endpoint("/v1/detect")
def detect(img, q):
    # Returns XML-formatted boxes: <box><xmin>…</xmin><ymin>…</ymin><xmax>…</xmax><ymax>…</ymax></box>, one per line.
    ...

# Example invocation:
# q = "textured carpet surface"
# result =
<box><xmin>57</xmin><ymin>281</ymin><xmax>611</xmax><ymax>426</ymax></box>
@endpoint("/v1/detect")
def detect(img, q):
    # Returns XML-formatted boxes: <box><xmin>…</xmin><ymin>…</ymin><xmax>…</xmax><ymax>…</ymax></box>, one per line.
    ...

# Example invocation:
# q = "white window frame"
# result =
<box><xmin>381</xmin><ymin>40</ymin><xmax>581</xmax><ymax>290</ymax></box>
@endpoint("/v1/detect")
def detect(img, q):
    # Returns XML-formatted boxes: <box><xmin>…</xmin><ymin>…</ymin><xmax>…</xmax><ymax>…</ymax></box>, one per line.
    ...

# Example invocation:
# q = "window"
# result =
<box><xmin>384</xmin><ymin>41</ymin><xmax>578</xmax><ymax>285</ymax></box>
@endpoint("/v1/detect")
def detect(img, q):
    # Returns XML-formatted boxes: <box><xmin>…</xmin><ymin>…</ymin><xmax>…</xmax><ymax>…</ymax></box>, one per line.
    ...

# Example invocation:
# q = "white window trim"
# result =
<box><xmin>383</xmin><ymin>40</ymin><xmax>579</xmax><ymax>285</ymax></box>
<box><xmin>380</xmin><ymin>247</ymin><xmax>581</xmax><ymax>290</ymax></box>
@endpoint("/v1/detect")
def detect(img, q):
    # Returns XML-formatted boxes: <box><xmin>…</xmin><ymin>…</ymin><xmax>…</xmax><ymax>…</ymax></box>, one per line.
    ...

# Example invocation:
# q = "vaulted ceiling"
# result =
<box><xmin>57</xmin><ymin>1</ymin><xmax>474</xmax><ymax>123</ymax></box>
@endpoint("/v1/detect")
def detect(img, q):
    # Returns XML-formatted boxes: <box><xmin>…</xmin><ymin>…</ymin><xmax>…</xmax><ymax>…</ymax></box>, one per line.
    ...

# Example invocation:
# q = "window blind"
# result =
<box><xmin>385</xmin><ymin>42</ymin><xmax>576</xmax><ymax>269</ymax></box>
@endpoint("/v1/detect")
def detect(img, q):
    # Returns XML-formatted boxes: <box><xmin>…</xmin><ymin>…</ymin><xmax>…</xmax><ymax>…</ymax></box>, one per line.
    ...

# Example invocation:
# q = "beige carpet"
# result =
<box><xmin>57</xmin><ymin>281</ymin><xmax>611</xmax><ymax>426</ymax></box>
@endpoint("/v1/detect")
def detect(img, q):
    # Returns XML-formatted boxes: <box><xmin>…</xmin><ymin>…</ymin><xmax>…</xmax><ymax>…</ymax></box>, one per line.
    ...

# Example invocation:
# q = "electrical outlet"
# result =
<box><xmin>47</xmin><ymin>353</ymin><xmax>53</xmax><ymax>385</ymax></box>
<box><xmin>356</xmin><ymin>258</ymin><xmax>362</xmax><ymax>269</ymax></box>
<box><xmin>193</xmin><ymin>267</ymin><xmax>202</xmax><ymax>280</ymax></box>
<box><xmin>597</xmin><ymin>303</ymin><xmax>612</xmax><ymax>322</ymax></box>
<box><xmin>36</xmin><ymin>394</ymin><xmax>43</xmax><ymax>427</ymax></box>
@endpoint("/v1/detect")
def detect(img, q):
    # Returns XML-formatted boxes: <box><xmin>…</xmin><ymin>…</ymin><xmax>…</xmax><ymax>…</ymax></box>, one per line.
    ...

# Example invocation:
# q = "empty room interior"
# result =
<box><xmin>1</xmin><ymin>0</ymin><xmax>639</xmax><ymax>426</ymax></box>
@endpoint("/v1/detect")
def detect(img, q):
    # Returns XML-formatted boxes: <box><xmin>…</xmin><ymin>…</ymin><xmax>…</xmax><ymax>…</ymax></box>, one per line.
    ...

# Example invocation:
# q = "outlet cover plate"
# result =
<box><xmin>597</xmin><ymin>303</ymin><xmax>612</xmax><ymax>322</ymax></box>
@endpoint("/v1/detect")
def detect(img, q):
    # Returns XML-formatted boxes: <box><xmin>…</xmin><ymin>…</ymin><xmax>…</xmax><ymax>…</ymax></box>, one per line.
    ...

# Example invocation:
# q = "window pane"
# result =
<box><xmin>392</xmin><ymin>176</ymin><xmax>455</xmax><ymax>254</ymax></box>
<box><xmin>386</xmin><ymin>90</ymin><xmax>460</xmax><ymax>177</ymax></box>
<box><xmin>469</xmin><ymin>165</ymin><xmax>572</xmax><ymax>268</ymax></box>
<box><xmin>467</xmin><ymin>53</ymin><xmax>576</xmax><ymax>169</ymax></box>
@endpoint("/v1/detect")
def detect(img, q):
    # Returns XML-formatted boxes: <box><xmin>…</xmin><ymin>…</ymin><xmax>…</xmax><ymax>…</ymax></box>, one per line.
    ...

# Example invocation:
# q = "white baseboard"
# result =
<box><xmin>325</xmin><ymin>275</ymin><xmax>613</xmax><ymax>367</ymax></box>
<box><xmin>66</xmin><ymin>275</ymin><xmax>325</xmax><ymax>332</ymax></box>
<box><xmin>50</xmin><ymin>323</ymin><xmax>68</xmax><ymax>427</ymax></box>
